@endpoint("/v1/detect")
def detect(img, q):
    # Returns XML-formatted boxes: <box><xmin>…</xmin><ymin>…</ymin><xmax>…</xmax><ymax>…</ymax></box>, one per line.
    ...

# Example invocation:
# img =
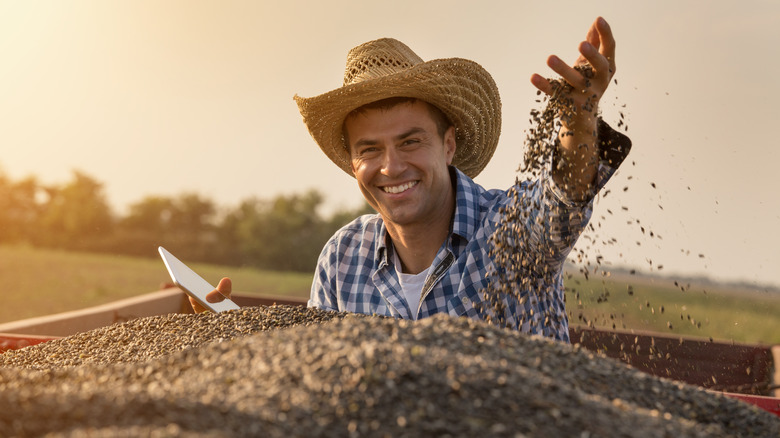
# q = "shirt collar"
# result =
<box><xmin>450</xmin><ymin>166</ymin><xmax>481</xmax><ymax>243</ymax></box>
<box><xmin>376</xmin><ymin>220</ymin><xmax>391</xmax><ymax>268</ymax></box>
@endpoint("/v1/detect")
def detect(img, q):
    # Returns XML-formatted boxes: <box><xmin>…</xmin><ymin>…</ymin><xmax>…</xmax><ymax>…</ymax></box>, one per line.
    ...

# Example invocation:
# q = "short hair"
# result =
<box><xmin>343</xmin><ymin>97</ymin><xmax>453</xmax><ymax>151</ymax></box>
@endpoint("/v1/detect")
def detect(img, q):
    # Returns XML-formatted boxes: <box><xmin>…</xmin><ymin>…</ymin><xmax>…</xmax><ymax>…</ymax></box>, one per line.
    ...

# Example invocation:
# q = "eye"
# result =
<box><xmin>401</xmin><ymin>138</ymin><xmax>420</xmax><ymax>147</ymax></box>
<box><xmin>355</xmin><ymin>146</ymin><xmax>379</xmax><ymax>158</ymax></box>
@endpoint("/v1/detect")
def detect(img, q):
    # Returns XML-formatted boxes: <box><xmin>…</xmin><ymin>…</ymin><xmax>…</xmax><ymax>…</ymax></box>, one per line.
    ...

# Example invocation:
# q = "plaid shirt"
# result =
<box><xmin>310</xmin><ymin>121</ymin><xmax>630</xmax><ymax>342</ymax></box>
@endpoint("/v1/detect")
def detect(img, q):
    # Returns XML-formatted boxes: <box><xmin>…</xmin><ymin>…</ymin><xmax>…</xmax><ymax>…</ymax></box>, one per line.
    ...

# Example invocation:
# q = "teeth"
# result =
<box><xmin>383</xmin><ymin>181</ymin><xmax>417</xmax><ymax>194</ymax></box>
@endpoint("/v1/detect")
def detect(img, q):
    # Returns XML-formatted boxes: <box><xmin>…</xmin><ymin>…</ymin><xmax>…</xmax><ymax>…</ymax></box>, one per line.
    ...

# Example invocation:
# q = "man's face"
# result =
<box><xmin>346</xmin><ymin>100</ymin><xmax>456</xmax><ymax>229</ymax></box>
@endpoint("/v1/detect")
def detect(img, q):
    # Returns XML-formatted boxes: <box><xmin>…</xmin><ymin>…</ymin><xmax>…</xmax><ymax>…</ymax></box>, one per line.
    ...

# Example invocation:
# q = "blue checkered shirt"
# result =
<box><xmin>310</xmin><ymin>122</ymin><xmax>630</xmax><ymax>342</ymax></box>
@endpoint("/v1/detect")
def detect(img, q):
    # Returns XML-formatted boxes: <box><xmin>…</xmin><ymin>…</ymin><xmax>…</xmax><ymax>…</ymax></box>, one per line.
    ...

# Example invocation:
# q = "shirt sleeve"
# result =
<box><xmin>308</xmin><ymin>237</ymin><xmax>340</xmax><ymax>311</ymax></box>
<box><xmin>535</xmin><ymin>119</ymin><xmax>632</xmax><ymax>271</ymax></box>
<box><xmin>547</xmin><ymin>118</ymin><xmax>632</xmax><ymax>207</ymax></box>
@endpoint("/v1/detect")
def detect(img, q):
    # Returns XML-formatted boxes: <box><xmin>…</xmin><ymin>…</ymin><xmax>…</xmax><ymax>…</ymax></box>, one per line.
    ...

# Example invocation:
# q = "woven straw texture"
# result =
<box><xmin>294</xmin><ymin>38</ymin><xmax>501</xmax><ymax>179</ymax></box>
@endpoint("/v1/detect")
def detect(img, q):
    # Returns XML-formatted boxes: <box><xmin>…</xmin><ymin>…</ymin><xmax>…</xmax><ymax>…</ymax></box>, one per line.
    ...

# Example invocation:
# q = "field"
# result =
<box><xmin>1</xmin><ymin>245</ymin><xmax>778</xmax><ymax>345</ymax></box>
<box><xmin>564</xmin><ymin>271</ymin><xmax>780</xmax><ymax>344</ymax></box>
<box><xmin>0</xmin><ymin>245</ymin><xmax>312</xmax><ymax>323</ymax></box>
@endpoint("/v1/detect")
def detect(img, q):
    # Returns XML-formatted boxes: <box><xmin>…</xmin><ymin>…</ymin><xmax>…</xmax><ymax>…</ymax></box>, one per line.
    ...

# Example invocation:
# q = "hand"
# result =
<box><xmin>530</xmin><ymin>16</ymin><xmax>616</xmax><ymax>127</ymax></box>
<box><xmin>530</xmin><ymin>17</ymin><xmax>617</xmax><ymax>201</ymax></box>
<box><xmin>190</xmin><ymin>277</ymin><xmax>232</xmax><ymax>313</ymax></box>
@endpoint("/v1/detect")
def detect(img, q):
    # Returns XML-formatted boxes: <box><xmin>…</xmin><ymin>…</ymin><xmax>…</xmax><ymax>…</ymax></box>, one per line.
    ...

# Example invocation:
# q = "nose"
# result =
<box><xmin>380</xmin><ymin>147</ymin><xmax>406</xmax><ymax>177</ymax></box>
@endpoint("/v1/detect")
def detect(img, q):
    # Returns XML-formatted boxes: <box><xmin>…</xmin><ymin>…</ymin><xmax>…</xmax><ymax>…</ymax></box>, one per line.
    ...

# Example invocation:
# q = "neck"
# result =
<box><xmin>385</xmin><ymin>193</ymin><xmax>454</xmax><ymax>275</ymax></box>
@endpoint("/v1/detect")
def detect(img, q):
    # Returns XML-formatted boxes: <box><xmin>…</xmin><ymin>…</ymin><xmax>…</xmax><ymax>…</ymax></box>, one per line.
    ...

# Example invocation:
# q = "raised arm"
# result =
<box><xmin>530</xmin><ymin>16</ymin><xmax>617</xmax><ymax>201</ymax></box>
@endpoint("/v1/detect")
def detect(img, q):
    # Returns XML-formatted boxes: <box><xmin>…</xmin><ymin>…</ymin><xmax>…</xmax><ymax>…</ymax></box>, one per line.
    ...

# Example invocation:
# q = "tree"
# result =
<box><xmin>117</xmin><ymin>193</ymin><xmax>216</xmax><ymax>261</ymax></box>
<box><xmin>0</xmin><ymin>173</ymin><xmax>44</xmax><ymax>243</ymax></box>
<box><xmin>220</xmin><ymin>190</ymin><xmax>329</xmax><ymax>271</ymax></box>
<box><xmin>168</xmin><ymin>193</ymin><xmax>218</xmax><ymax>261</ymax></box>
<box><xmin>0</xmin><ymin>163</ymin><xmax>377</xmax><ymax>272</ymax></box>
<box><xmin>114</xmin><ymin>196</ymin><xmax>176</xmax><ymax>256</ymax></box>
<box><xmin>37</xmin><ymin>171</ymin><xmax>114</xmax><ymax>249</ymax></box>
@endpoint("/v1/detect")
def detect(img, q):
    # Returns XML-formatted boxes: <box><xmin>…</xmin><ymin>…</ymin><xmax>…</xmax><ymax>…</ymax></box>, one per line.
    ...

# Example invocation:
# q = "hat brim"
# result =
<box><xmin>294</xmin><ymin>57</ymin><xmax>501</xmax><ymax>179</ymax></box>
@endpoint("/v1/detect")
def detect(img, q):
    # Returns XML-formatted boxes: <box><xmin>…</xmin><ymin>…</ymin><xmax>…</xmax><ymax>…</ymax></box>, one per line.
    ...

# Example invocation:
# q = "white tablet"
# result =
<box><xmin>158</xmin><ymin>246</ymin><xmax>240</xmax><ymax>313</ymax></box>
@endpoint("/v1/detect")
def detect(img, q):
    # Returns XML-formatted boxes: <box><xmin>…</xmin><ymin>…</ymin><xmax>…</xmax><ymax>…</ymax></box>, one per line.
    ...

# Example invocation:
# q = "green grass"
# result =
<box><xmin>0</xmin><ymin>245</ymin><xmax>312</xmax><ymax>323</ymax></box>
<box><xmin>565</xmin><ymin>272</ymin><xmax>780</xmax><ymax>345</ymax></box>
<box><xmin>1</xmin><ymin>245</ymin><xmax>778</xmax><ymax>345</ymax></box>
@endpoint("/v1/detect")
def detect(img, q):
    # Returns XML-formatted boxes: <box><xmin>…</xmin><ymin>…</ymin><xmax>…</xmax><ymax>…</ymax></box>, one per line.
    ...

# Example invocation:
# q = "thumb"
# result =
<box><xmin>206</xmin><ymin>277</ymin><xmax>232</xmax><ymax>303</ymax></box>
<box><xmin>216</xmin><ymin>277</ymin><xmax>232</xmax><ymax>298</ymax></box>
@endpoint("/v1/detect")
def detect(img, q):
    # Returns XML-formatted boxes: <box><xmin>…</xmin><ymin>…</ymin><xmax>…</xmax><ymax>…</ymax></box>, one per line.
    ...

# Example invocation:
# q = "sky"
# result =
<box><xmin>1</xmin><ymin>0</ymin><xmax>779</xmax><ymax>289</ymax></box>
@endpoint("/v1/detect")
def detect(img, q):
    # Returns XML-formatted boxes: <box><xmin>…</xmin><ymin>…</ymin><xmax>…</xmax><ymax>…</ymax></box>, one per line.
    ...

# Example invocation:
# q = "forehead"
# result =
<box><xmin>344</xmin><ymin>100</ymin><xmax>437</xmax><ymax>138</ymax></box>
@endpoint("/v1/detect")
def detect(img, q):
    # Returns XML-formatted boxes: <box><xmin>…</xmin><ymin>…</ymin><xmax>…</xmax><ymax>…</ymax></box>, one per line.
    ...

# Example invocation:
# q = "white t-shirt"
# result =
<box><xmin>393</xmin><ymin>248</ymin><xmax>430</xmax><ymax>320</ymax></box>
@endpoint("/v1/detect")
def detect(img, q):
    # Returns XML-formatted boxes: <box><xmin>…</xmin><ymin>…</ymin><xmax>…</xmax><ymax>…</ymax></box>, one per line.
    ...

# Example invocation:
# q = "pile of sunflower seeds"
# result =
<box><xmin>0</xmin><ymin>308</ymin><xmax>777</xmax><ymax>437</ymax></box>
<box><xmin>0</xmin><ymin>305</ymin><xmax>346</xmax><ymax>369</ymax></box>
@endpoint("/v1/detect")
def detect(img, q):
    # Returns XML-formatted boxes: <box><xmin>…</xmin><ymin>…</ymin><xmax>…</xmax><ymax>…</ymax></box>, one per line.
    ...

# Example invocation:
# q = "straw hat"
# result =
<box><xmin>294</xmin><ymin>38</ymin><xmax>501</xmax><ymax>178</ymax></box>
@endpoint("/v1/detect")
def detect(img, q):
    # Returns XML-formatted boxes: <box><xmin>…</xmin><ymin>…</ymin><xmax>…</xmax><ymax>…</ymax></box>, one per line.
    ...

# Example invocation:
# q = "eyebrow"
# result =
<box><xmin>352</xmin><ymin>127</ymin><xmax>427</xmax><ymax>149</ymax></box>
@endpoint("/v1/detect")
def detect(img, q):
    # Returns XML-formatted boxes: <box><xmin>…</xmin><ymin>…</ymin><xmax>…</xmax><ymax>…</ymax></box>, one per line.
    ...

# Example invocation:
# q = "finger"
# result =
<box><xmin>578</xmin><ymin>41</ymin><xmax>609</xmax><ymax>75</ymax></box>
<box><xmin>585</xmin><ymin>17</ymin><xmax>602</xmax><ymax>50</ymax></box>
<box><xmin>218</xmin><ymin>277</ymin><xmax>232</xmax><ymax>297</ymax></box>
<box><xmin>189</xmin><ymin>296</ymin><xmax>208</xmax><ymax>313</ymax></box>
<box><xmin>206</xmin><ymin>277</ymin><xmax>232</xmax><ymax>303</ymax></box>
<box><xmin>572</xmin><ymin>17</ymin><xmax>601</xmax><ymax>67</ymax></box>
<box><xmin>205</xmin><ymin>290</ymin><xmax>224</xmax><ymax>304</ymax></box>
<box><xmin>595</xmin><ymin>17</ymin><xmax>616</xmax><ymax>72</ymax></box>
<box><xmin>530</xmin><ymin>73</ymin><xmax>554</xmax><ymax>96</ymax></box>
<box><xmin>547</xmin><ymin>55</ymin><xmax>588</xmax><ymax>91</ymax></box>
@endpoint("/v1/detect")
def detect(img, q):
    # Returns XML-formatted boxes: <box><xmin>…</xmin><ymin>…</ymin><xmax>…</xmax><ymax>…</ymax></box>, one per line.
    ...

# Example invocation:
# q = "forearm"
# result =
<box><xmin>552</xmin><ymin>114</ymin><xmax>599</xmax><ymax>202</ymax></box>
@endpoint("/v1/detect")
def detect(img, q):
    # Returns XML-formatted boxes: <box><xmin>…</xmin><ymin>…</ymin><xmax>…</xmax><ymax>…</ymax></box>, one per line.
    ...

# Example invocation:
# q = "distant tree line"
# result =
<box><xmin>0</xmin><ymin>170</ymin><xmax>373</xmax><ymax>272</ymax></box>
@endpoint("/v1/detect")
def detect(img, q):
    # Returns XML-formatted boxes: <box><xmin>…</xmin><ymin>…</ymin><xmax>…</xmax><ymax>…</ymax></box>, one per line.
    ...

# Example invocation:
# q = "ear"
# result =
<box><xmin>443</xmin><ymin>126</ymin><xmax>457</xmax><ymax>165</ymax></box>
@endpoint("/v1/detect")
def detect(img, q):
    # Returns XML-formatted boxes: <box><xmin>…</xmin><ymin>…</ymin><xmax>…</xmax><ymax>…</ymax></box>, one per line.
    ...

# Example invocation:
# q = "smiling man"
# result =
<box><xmin>198</xmin><ymin>17</ymin><xmax>631</xmax><ymax>342</ymax></box>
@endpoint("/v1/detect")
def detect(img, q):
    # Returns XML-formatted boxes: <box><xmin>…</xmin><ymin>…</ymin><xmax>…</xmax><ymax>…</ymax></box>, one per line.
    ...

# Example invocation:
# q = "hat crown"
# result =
<box><xmin>343</xmin><ymin>38</ymin><xmax>424</xmax><ymax>86</ymax></box>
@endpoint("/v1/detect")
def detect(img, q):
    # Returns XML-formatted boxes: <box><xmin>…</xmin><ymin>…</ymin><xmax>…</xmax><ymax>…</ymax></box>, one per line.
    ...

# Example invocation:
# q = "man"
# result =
<box><xmin>195</xmin><ymin>17</ymin><xmax>630</xmax><ymax>342</ymax></box>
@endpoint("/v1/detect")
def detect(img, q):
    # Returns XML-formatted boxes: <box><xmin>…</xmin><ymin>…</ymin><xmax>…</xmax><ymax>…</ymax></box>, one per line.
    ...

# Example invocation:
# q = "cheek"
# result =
<box><xmin>351</xmin><ymin>159</ymin><xmax>365</xmax><ymax>177</ymax></box>
<box><xmin>351</xmin><ymin>160</ymin><xmax>374</xmax><ymax>186</ymax></box>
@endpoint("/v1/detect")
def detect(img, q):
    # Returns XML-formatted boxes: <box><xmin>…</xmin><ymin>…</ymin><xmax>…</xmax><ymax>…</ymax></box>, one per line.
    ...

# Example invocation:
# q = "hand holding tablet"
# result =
<box><xmin>159</xmin><ymin>246</ymin><xmax>240</xmax><ymax>313</ymax></box>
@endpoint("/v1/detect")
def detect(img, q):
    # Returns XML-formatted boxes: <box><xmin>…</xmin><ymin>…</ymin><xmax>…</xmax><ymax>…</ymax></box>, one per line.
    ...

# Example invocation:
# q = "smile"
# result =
<box><xmin>382</xmin><ymin>181</ymin><xmax>418</xmax><ymax>194</ymax></box>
